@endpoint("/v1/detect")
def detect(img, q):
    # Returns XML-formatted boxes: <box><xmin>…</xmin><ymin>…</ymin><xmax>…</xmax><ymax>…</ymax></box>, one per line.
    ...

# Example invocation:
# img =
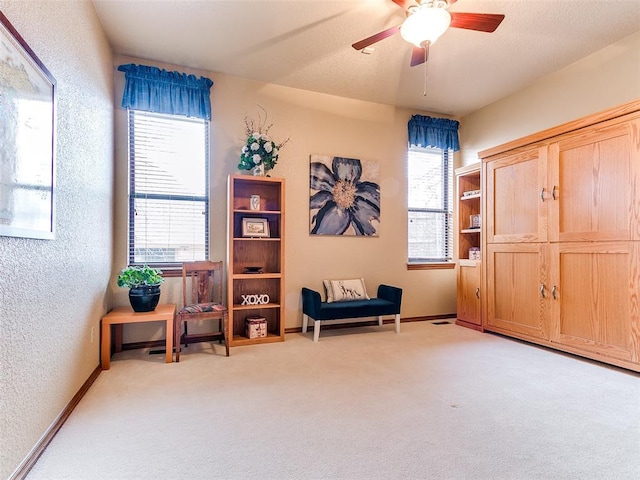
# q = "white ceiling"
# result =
<box><xmin>92</xmin><ymin>0</ymin><xmax>640</xmax><ymax>117</ymax></box>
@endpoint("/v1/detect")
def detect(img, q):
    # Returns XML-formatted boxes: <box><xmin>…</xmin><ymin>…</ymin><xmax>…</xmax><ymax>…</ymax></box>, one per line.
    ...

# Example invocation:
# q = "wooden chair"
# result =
<box><xmin>174</xmin><ymin>261</ymin><xmax>229</xmax><ymax>361</ymax></box>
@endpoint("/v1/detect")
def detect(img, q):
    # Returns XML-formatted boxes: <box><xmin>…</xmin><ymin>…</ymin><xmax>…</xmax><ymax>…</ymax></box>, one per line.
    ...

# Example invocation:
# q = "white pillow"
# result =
<box><xmin>323</xmin><ymin>278</ymin><xmax>370</xmax><ymax>303</ymax></box>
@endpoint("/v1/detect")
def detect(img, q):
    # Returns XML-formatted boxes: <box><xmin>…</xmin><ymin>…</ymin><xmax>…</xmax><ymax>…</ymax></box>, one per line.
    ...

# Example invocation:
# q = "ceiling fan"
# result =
<box><xmin>352</xmin><ymin>0</ymin><xmax>505</xmax><ymax>67</ymax></box>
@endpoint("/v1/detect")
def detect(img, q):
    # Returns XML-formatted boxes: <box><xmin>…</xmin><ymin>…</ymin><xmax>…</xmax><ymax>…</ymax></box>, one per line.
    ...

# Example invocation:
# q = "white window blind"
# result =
<box><xmin>407</xmin><ymin>146</ymin><xmax>453</xmax><ymax>262</ymax></box>
<box><xmin>128</xmin><ymin>110</ymin><xmax>209</xmax><ymax>266</ymax></box>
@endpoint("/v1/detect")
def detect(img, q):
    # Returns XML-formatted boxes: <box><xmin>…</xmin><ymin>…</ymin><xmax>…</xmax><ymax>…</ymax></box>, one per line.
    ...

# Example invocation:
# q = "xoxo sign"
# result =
<box><xmin>241</xmin><ymin>294</ymin><xmax>270</xmax><ymax>306</ymax></box>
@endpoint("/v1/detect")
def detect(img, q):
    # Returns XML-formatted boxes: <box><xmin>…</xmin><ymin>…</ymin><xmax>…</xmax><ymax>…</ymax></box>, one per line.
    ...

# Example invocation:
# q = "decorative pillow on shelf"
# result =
<box><xmin>323</xmin><ymin>278</ymin><xmax>370</xmax><ymax>303</ymax></box>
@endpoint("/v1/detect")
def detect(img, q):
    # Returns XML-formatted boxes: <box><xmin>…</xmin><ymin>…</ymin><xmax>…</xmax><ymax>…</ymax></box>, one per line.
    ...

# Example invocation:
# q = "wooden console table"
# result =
<box><xmin>101</xmin><ymin>304</ymin><xmax>176</xmax><ymax>370</ymax></box>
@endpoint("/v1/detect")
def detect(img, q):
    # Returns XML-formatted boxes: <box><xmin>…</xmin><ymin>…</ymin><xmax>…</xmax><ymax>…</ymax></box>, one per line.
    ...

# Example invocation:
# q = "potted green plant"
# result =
<box><xmin>117</xmin><ymin>265</ymin><xmax>164</xmax><ymax>312</ymax></box>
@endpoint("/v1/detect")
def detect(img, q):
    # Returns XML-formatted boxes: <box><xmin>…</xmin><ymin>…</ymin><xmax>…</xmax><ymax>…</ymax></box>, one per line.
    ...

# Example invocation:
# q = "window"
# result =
<box><xmin>407</xmin><ymin>146</ymin><xmax>453</xmax><ymax>263</ymax></box>
<box><xmin>127</xmin><ymin>110</ymin><xmax>209</xmax><ymax>267</ymax></box>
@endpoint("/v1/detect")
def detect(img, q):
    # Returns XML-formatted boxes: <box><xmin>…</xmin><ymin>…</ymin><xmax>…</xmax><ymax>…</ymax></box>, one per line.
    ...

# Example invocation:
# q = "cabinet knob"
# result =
<box><xmin>552</xmin><ymin>185</ymin><xmax>558</xmax><ymax>200</ymax></box>
<box><xmin>540</xmin><ymin>284</ymin><xmax>546</xmax><ymax>298</ymax></box>
<box><xmin>552</xmin><ymin>285</ymin><xmax>557</xmax><ymax>300</ymax></box>
<box><xmin>475</xmin><ymin>287</ymin><xmax>480</xmax><ymax>299</ymax></box>
<box><xmin>540</xmin><ymin>188</ymin><xmax>546</xmax><ymax>202</ymax></box>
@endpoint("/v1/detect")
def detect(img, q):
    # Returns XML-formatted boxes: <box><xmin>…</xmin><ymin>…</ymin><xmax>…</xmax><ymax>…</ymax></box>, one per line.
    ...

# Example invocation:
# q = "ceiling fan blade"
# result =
<box><xmin>410</xmin><ymin>44</ymin><xmax>428</xmax><ymax>67</ymax></box>
<box><xmin>449</xmin><ymin>12</ymin><xmax>505</xmax><ymax>33</ymax></box>
<box><xmin>391</xmin><ymin>0</ymin><xmax>420</xmax><ymax>11</ymax></box>
<box><xmin>352</xmin><ymin>25</ymin><xmax>401</xmax><ymax>50</ymax></box>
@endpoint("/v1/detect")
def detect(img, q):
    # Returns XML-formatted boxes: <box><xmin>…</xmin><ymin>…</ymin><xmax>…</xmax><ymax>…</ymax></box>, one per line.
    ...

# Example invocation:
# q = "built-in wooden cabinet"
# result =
<box><xmin>481</xmin><ymin>101</ymin><xmax>640</xmax><ymax>372</ymax></box>
<box><xmin>485</xmin><ymin>243</ymin><xmax>549</xmax><ymax>340</ymax></box>
<box><xmin>549</xmin><ymin>242</ymin><xmax>639</xmax><ymax>364</ymax></box>
<box><xmin>456</xmin><ymin>259</ymin><xmax>481</xmax><ymax>329</ymax></box>
<box><xmin>227</xmin><ymin>175</ymin><xmax>285</xmax><ymax>346</ymax></box>
<box><xmin>485</xmin><ymin>145</ymin><xmax>548</xmax><ymax>244</ymax></box>
<box><xmin>548</xmin><ymin>120</ymin><xmax>639</xmax><ymax>243</ymax></box>
<box><xmin>455</xmin><ymin>164</ymin><xmax>482</xmax><ymax>330</ymax></box>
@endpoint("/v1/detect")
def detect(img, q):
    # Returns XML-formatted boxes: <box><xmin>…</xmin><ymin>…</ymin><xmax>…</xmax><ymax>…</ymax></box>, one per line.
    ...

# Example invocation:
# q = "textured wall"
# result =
<box><xmin>0</xmin><ymin>2</ymin><xmax>113</xmax><ymax>478</ymax></box>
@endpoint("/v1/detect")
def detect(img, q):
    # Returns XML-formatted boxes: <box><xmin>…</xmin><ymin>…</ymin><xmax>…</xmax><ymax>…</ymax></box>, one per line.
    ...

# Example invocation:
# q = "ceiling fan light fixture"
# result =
<box><xmin>400</xmin><ymin>4</ymin><xmax>452</xmax><ymax>48</ymax></box>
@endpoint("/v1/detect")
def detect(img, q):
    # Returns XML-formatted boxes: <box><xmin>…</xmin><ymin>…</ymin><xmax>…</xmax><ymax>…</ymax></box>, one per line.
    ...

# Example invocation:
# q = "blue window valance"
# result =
<box><xmin>118</xmin><ymin>64</ymin><xmax>214</xmax><ymax>120</ymax></box>
<box><xmin>408</xmin><ymin>115</ymin><xmax>460</xmax><ymax>152</ymax></box>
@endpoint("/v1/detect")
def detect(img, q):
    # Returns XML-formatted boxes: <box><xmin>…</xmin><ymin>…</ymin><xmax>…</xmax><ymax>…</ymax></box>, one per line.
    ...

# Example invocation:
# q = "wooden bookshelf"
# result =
<box><xmin>227</xmin><ymin>175</ymin><xmax>285</xmax><ymax>346</ymax></box>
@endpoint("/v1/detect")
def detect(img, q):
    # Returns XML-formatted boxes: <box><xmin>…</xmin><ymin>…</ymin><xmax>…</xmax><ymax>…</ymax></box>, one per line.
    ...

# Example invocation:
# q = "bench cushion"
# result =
<box><xmin>313</xmin><ymin>298</ymin><xmax>397</xmax><ymax>321</ymax></box>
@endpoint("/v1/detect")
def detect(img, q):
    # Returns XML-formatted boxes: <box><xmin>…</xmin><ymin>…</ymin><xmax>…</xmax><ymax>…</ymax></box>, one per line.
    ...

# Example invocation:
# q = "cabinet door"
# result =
<box><xmin>485</xmin><ymin>243</ymin><xmax>549</xmax><ymax>340</ymax></box>
<box><xmin>457</xmin><ymin>261</ymin><xmax>481</xmax><ymax>327</ymax></box>
<box><xmin>549</xmin><ymin>242</ymin><xmax>640</xmax><ymax>363</ymax></box>
<box><xmin>548</xmin><ymin>119</ymin><xmax>640</xmax><ymax>242</ymax></box>
<box><xmin>485</xmin><ymin>146</ymin><xmax>548</xmax><ymax>243</ymax></box>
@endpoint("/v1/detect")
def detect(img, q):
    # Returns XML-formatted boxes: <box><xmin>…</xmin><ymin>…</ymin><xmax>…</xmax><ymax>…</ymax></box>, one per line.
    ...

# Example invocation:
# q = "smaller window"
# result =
<box><xmin>407</xmin><ymin>146</ymin><xmax>453</xmax><ymax>263</ymax></box>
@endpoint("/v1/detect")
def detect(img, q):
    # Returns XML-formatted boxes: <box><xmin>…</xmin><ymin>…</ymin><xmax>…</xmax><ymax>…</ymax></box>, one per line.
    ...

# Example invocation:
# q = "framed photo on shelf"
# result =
<box><xmin>0</xmin><ymin>11</ymin><xmax>57</xmax><ymax>240</ymax></box>
<box><xmin>242</xmin><ymin>217</ymin><xmax>270</xmax><ymax>238</ymax></box>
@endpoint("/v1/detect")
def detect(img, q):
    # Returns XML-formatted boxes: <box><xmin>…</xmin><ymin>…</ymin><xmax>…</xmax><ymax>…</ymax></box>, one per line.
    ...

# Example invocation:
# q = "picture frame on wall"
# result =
<box><xmin>0</xmin><ymin>11</ymin><xmax>57</xmax><ymax>240</ymax></box>
<box><xmin>242</xmin><ymin>217</ymin><xmax>270</xmax><ymax>238</ymax></box>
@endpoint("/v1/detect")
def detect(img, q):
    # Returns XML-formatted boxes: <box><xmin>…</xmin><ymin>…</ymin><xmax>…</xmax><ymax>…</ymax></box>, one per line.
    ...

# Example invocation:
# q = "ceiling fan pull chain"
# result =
<box><xmin>423</xmin><ymin>61</ymin><xmax>427</xmax><ymax>96</ymax></box>
<box><xmin>422</xmin><ymin>42</ymin><xmax>430</xmax><ymax>96</ymax></box>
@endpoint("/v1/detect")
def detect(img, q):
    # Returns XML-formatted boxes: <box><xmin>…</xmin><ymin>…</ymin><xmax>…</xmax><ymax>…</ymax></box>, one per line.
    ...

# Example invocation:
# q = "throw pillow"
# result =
<box><xmin>323</xmin><ymin>278</ymin><xmax>370</xmax><ymax>303</ymax></box>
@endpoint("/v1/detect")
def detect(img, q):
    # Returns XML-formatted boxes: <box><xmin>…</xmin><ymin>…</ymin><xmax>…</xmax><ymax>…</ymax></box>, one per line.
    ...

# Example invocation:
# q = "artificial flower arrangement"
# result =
<box><xmin>238</xmin><ymin>109</ymin><xmax>289</xmax><ymax>175</ymax></box>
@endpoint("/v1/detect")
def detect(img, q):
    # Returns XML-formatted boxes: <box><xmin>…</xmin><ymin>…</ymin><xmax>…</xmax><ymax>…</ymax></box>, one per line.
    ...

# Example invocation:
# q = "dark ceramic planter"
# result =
<box><xmin>129</xmin><ymin>285</ymin><xmax>161</xmax><ymax>312</ymax></box>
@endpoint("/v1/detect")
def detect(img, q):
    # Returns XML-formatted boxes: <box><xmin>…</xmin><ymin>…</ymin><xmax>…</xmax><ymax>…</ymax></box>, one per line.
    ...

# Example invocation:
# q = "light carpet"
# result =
<box><xmin>26</xmin><ymin>321</ymin><xmax>640</xmax><ymax>480</ymax></box>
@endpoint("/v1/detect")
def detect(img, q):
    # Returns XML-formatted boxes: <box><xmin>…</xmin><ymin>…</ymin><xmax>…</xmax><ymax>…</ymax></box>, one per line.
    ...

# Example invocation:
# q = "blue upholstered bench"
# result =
<box><xmin>301</xmin><ymin>284</ymin><xmax>403</xmax><ymax>342</ymax></box>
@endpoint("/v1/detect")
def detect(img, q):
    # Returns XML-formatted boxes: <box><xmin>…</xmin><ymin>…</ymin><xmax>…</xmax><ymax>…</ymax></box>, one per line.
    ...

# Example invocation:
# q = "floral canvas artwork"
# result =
<box><xmin>309</xmin><ymin>155</ymin><xmax>380</xmax><ymax>236</ymax></box>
